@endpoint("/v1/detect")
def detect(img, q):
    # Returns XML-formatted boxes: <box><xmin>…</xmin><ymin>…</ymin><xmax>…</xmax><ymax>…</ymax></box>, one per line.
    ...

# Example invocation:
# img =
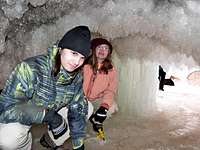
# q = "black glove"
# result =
<box><xmin>74</xmin><ymin>144</ymin><xmax>84</xmax><ymax>150</ymax></box>
<box><xmin>89</xmin><ymin>114</ymin><xmax>102</xmax><ymax>132</ymax></box>
<box><xmin>40</xmin><ymin>132</ymin><xmax>58</xmax><ymax>149</ymax></box>
<box><xmin>94</xmin><ymin>106</ymin><xmax>108</xmax><ymax>123</ymax></box>
<box><xmin>43</xmin><ymin>109</ymin><xmax>68</xmax><ymax>139</ymax></box>
<box><xmin>89</xmin><ymin>106</ymin><xmax>108</xmax><ymax>132</ymax></box>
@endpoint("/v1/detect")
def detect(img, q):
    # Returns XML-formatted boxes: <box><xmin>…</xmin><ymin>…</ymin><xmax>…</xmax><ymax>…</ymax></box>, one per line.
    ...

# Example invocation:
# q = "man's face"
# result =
<box><xmin>60</xmin><ymin>48</ymin><xmax>85</xmax><ymax>72</ymax></box>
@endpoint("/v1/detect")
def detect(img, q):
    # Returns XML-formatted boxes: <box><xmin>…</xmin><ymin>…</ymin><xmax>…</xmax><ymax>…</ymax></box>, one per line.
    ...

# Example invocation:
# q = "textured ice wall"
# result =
<box><xmin>112</xmin><ymin>50</ymin><xmax>158</xmax><ymax>116</ymax></box>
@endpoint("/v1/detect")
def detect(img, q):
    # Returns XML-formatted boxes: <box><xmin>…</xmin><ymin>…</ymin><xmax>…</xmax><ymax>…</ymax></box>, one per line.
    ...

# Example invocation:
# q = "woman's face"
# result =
<box><xmin>60</xmin><ymin>48</ymin><xmax>85</xmax><ymax>72</ymax></box>
<box><xmin>95</xmin><ymin>44</ymin><xmax>110</xmax><ymax>61</ymax></box>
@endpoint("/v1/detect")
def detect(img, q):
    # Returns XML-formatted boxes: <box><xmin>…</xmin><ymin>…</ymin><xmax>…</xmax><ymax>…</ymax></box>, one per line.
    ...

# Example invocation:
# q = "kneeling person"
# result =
<box><xmin>0</xmin><ymin>26</ymin><xmax>91</xmax><ymax>150</ymax></box>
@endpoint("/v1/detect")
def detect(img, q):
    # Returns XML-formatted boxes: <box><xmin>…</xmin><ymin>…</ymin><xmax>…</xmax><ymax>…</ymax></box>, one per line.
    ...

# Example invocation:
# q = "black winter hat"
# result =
<box><xmin>91</xmin><ymin>38</ymin><xmax>113</xmax><ymax>53</ymax></box>
<box><xmin>58</xmin><ymin>26</ymin><xmax>91</xmax><ymax>58</ymax></box>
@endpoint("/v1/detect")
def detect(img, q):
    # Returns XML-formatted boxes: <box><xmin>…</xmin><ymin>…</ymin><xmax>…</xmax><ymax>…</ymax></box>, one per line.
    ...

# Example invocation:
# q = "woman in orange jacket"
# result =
<box><xmin>83</xmin><ymin>38</ymin><xmax>118</xmax><ymax>136</ymax></box>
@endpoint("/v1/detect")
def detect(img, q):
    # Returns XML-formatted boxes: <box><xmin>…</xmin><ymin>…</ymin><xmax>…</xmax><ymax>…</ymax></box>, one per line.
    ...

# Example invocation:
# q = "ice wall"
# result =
<box><xmin>1</xmin><ymin>0</ymin><xmax>200</xmax><ymax>117</ymax></box>
<box><xmin>112</xmin><ymin>51</ymin><xmax>158</xmax><ymax>116</ymax></box>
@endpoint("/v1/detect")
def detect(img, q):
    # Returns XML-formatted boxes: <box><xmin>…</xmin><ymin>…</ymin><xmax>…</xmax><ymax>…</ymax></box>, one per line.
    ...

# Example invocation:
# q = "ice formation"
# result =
<box><xmin>2</xmin><ymin>0</ymin><xmax>200</xmax><ymax>116</ymax></box>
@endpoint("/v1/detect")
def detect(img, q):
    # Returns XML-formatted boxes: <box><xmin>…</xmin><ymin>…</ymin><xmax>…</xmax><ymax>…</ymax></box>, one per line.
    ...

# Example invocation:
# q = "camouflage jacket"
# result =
<box><xmin>0</xmin><ymin>45</ymin><xmax>88</xmax><ymax>141</ymax></box>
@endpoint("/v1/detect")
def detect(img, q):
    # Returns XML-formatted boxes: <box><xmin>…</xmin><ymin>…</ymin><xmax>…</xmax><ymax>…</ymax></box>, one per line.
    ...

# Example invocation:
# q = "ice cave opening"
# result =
<box><xmin>107</xmin><ymin>35</ymin><xmax>200</xmax><ymax>118</ymax></box>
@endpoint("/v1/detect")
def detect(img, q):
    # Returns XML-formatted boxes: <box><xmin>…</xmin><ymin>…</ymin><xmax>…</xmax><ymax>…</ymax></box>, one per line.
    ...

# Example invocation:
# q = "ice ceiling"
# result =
<box><xmin>0</xmin><ymin>0</ymin><xmax>200</xmax><ymax>116</ymax></box>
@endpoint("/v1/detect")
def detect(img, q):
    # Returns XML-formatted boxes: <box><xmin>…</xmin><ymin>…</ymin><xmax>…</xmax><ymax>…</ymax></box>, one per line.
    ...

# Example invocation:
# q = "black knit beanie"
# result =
<box><xmin>58</xmin><ymin>26</ymin><xmax>91</xmax><ymax>58</ymax></box>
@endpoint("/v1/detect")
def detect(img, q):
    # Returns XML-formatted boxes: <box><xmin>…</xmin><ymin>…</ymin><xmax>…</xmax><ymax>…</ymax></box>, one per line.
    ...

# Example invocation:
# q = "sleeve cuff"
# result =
<box><xmin>101</xmin><ymin>103</ymin><xmax>109</xmax><ymax>110</ymax></box>
<box><xmin>72</xmin><ymin>138</ymin><xmax>84</xmax><ymax>149</ymax></box>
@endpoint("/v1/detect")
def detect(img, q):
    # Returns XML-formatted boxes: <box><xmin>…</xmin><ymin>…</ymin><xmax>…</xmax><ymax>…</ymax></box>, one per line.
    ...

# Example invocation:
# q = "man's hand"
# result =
<box><xmin>43</xmin><ymin>109</ymin><xmax>68</xmax><ymax>139</ymax></box>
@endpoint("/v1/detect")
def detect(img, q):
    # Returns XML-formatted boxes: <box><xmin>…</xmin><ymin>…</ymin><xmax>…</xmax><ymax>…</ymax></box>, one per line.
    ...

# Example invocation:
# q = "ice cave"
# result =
<box><xmin>0</xmin><ymin>0</ymin><xmax>200</xmax><ymax>149</ymax></box>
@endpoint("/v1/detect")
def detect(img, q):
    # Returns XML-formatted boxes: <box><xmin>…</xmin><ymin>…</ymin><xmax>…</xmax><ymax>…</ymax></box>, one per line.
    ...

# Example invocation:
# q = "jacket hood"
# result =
<box><xmin>47</xmin><ymin>45</ymin><xmax>59</xmax><ymax>63</ymax></box>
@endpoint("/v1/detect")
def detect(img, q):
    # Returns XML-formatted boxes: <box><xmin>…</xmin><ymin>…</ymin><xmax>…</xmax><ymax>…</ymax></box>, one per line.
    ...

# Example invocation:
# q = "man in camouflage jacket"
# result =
<box><xmin>0</xmin><ymin>25</ymin><xmax>91</xmax><ymax>150</ymax></box>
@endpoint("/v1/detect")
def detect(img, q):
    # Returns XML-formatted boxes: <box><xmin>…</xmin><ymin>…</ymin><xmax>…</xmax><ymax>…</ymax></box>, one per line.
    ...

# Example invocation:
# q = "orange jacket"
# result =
<box><xmin>83</xmin><ymin>64</ymin><xmax>118</xmax><ymax>109</ymax></box>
